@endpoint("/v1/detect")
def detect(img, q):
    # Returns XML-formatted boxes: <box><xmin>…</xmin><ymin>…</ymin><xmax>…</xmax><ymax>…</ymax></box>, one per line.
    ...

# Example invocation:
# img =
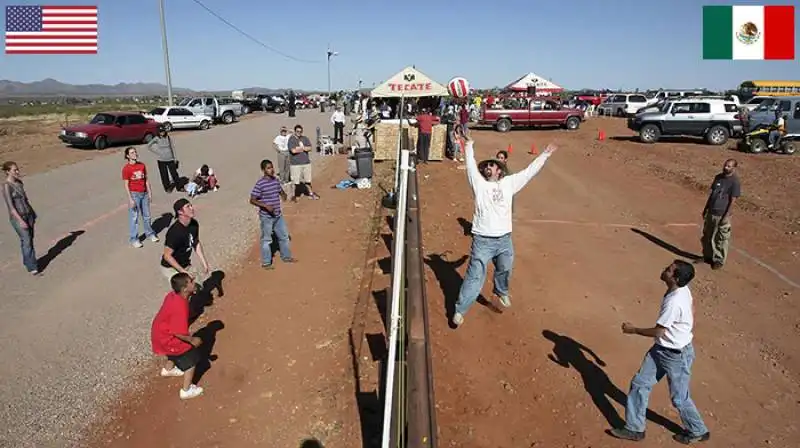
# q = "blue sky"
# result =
<box><xmin>1</xmin><ymin>0</ymin><xmax>798</xmax><ymax>91</ymax></box>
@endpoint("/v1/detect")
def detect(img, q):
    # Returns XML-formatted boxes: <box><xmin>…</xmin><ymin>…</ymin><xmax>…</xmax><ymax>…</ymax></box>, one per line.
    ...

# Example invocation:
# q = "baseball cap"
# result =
<box><xmin>173</xmin><ymin>198</ymin><xmax>191</xmax><ymax>214</ymax></box>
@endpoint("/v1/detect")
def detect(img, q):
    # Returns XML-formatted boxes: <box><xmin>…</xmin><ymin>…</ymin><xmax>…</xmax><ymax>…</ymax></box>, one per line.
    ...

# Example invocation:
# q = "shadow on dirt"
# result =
<box><xmin>189</xmin><ymin>270</ymin><xmax>226</xmax><ymax>324</ymax></box>
<box><xmin>631</xmin><ymin>228</ymin><xmax>702</xmax><ymax>261</ymax></box>
<box><xmin>191</xmin><ymin>319</ymin><xmax>224</xmax><ymax>384</ymax></box>
<box><xmin>457</xmin><ymin>217</ymin><xmax>472</xmax><ymax>236</ymax></box>
<box><xmin>37</xmin><ymin>230</ymin><xmax>84</xmax><ymax>272</ymax></box>
<box><xmin>610</xmin><ymin>135</ymin><xmax>707</xmax><ymax>145</ymax></box>
<box><xmin>299</xmin><ymin>439</ymin><xmax>325</xmax><ymax>448</ymax></box>
<box><xmin>542</xmin><ymin>330</ymin><xmax>683</xmax><ymax>434</ymax></box>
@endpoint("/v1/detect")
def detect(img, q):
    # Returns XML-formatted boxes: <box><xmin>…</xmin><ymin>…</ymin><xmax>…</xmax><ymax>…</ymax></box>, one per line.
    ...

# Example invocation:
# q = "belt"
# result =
<box><xmin>655</xmin><ymin>344</ymin><xmax>685</xmax><ymax>354</ymax></box>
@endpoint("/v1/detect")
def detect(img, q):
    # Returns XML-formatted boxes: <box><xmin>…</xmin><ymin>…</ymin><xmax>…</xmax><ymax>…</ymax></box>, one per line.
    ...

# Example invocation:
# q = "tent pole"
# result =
<box><xmin>394</xmin><ymin>93</ymin><xmax>406</xmax><ymax>192</ymax></box>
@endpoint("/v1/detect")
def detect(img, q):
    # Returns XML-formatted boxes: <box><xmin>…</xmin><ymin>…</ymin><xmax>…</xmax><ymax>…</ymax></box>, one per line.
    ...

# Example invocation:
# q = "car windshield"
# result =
<box><xmin>177</xmin><ymin>98</ymin><xmax>192</xmax><ymax>107</ymax></box>
<box><xmin>753</xmin><ymin>99</ymin><xmax>777</xmax><ymax>112</ymax></box>
<box><xmin>89</xmin><ymin>113</ymin><xmax>116</xmax><ymax>125</ymax></box>
<box><xmin>149</xmin><ymin>108</ymin><xmax>166</xmax><ymax>115</ymax></box>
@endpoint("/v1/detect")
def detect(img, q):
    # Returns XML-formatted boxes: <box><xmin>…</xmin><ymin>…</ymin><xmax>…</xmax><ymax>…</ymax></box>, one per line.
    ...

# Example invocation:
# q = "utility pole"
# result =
<box><xmin>326</xmin><ymin>45</ymin><xmax>338</xmax><ymax>99</ymax></box>
<box><xmin>158</xmin><ymin>0</ymin><xmax>174</xmax><ymax>106</ymax></box>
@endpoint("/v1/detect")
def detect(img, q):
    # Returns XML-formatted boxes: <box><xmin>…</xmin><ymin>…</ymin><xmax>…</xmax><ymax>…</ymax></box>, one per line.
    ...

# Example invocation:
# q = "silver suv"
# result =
<box><xmin>627</xmin><ymin>99</ymin><xmax>743</xmax><ymax>145</ymax></box>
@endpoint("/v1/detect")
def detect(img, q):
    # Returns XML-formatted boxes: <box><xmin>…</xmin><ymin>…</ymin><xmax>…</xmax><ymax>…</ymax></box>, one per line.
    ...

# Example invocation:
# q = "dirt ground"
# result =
<box><xmin>85</xmin><ymin>116</ymin><xmax>800</xmax><ymax>447</ymax></box>
<box><xmin>414</xmin><ymin>117</ymin><xmax>800</xmax><ymax>447</ymax></box>
<box><xmin>85</xmin><ymin>157</ymin><xmax>391</xmax><ymax>448</ymax></box>
<box><xmin>0</xmin><ymin>112</ymin><xmax>264</xmax><ymax>174</ymax></box>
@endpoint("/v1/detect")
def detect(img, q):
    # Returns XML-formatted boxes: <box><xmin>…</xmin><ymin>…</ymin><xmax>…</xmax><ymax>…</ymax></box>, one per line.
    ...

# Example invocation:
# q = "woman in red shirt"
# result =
<box><xmin>122</xmin><ymin>147</ymin><xmax>158</xmax><ymax>248</ymax></box>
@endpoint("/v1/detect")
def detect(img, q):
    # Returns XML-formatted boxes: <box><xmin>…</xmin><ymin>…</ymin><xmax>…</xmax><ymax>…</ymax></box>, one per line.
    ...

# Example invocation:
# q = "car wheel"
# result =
<box><xmin>242</xmin><ymin>106</ymin><xmax>251</xmax><ymax>115</ymax></box>
<box><xmin>639</xmin><ymin>124</ymin><xmax>660</xmax><ymax>143</ymax></box>
<box><xmin>94</xmin><ymin>135</ymin><xmax>107</xmax><ymax>150</ymax></box>
<box><xmin>565</xmin><ymin>117</ymin><xmax>580</xmax><ymax>130</ymax></box>
<box><xmin>495</xmin><ymin>118</ymin><xmax>512</xmax><ymax>133</ymax></box>
<box><xmin>199</xmin><ymin>120</ymin><xmax>210</xmax><ymax>130</ymax></box>
<box><xmin>275</xmin><ymin>106</ymin><xmax>285</xmax><ymax>114</ymax></box>
<box><xmin>705</xmin><ymin>125</ymin><xmax>729</xmax><ymax>145</ymax></box>
<box><xmin>163</xmin><ymin>122</ymin><xmax>173</xmax><ymax>132</ymax></box>
<box><xmin>749</xmin><ymin>138</ymin><xmax>767</xmax><ymax>153</ymax></box>
<box><xmin>221</xmin><ymin>112</ymin><xmax>234</xmax><ymax>124</ymax></box>
<box><xmin>782</xmin><ymin>141</ymin><xmax>796</xmax><ymax>155</ymax></box>
<box><xmin>142</xmin><ymin>132</ymin><xmax>154</xmax><ymax>144</ymax></box>
<box><xmin>616</xmin><ymin>108</ymin><xmax>625</xmax><ymax>117</ymax></box>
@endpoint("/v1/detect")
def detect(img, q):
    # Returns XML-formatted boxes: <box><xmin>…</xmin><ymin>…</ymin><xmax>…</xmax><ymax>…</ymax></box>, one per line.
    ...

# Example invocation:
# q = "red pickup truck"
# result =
<box><xmin>479</xmin><ymin>99</ymin><xmax>585</xmax><ymax>132</ymax></box>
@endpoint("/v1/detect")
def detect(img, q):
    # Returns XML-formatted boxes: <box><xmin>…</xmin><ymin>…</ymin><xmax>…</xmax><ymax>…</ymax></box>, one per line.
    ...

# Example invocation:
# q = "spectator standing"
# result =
<box><xmin>700</xmin><ymin>159</ymin><xmax>741</xmax><ymax>270</ymax></box>
<box><xmin>287</xmin><ymin>124</ymin><xmax>320</xmax><ymax>201</ymax></box>
<box><xmin>2</xmin><ymin>161</ymin><xmax>38</xmax><ymax>275</ymax></box>
<box><xmin>609</xmin><ymin>260</ymin><xmax>711</xmax><ymax>444</ymax></box>
<box><xmin>272</xmin><ymin>127</ymin><xmax>291</xmax><ymax>184</ymax></box>
<box><xmin>147</xmin><ymin>126</ymin><xmax>181</xmax><ymax>193</ymax></box>
<box><xmin>151</xmin><ymin>272</ymin><xmax>205</xmax><ymax>400</ymax></box>
<box><xmin>160</xmin><ymin>198</ymin><xmax>210</xmax><ymax>285</ymax></box>
<box><xmin>331</xmin><ymin>106</ymin><xmax>346</xmax><ymax>144</ymax></box>
<box><xmin>250</xmin><ymin>159</ymin><xmax>296</xmax><ymax>269</ymax></box>
<box><xmin>414</xmin><ymin>108</ymin><xmax>440</xmax><ymax>164</ymax></box>
<box><xmin>122</xmin><ymin>147</ymin><xmax>159</xmax><ymax>248</ymax></box>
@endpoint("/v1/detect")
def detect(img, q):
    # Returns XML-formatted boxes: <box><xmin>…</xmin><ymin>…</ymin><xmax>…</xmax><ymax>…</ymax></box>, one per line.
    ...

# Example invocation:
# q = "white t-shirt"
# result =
<box><xmin>655</xmin><ymin>286</ymin><xmax>694</xmax><ymax>350</ymax></box>
<box><xmin>463</xmin><ymin>141</ymin><xmax>551</xmax><ymax>237</ymax></box>
<box><xmin>273</xmin><ymin>134</ymin><xmax>289</xmax><ymax>152</ymax></box>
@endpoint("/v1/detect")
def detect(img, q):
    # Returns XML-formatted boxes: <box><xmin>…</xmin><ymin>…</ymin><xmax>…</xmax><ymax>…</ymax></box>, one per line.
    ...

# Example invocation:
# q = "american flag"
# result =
<box><xmin>5</xmin><ymin>5</ymin><xmax>97</xmax><ymax>54</ymax></box>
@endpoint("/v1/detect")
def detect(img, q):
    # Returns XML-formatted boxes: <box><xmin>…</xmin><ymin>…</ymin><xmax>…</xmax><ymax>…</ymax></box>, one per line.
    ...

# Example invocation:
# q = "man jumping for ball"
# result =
<box><xmin>452</xmin><ymin>134</ymin><xmax>557</xmax><ymax>328</ymax></box>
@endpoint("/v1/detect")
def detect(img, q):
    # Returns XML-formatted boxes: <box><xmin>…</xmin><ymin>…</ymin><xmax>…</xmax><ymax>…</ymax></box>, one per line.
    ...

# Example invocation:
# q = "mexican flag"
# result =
<box><xmin>703</xmin><ymin>5</ymin><xmax>795</xmax><ymax>60</ymax></box>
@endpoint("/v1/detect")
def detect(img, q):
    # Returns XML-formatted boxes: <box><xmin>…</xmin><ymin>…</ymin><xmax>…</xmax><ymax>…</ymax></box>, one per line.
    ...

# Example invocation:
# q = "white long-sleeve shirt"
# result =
<box><xmin>331</xmin><ymin>110</ymin><xmax>346</xmax><ymax>124</ymax></box>
<box><xmin>464</xmin><ymin>141</ymin><xmax>551</xmax><ymax>237</ymax></box>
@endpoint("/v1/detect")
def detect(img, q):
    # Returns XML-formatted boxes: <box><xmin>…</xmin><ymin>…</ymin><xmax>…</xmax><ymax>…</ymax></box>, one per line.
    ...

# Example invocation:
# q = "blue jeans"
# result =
<box><xmin>455</xmin><ymin>233</ymin><xmax>514</xmax><ymax>315</ymax></box>
<box><xmin>128</xmin><ymin>192</ymin><xmax>155</xmax><ymax>243</ymax></box>
<box><xmin>259</xmin><ymin>213</ymin><xmax>292</xmax><ymax>266</ymax></box>
<box><xmin>625</xmin><ymin>344</ymin><xmax>708</xmax><ymax>436</ymax></box>
<box><xmin>768</xmin><ymin>130</ymin><xmax>781</xmax><ymax>147</ymax></box>
<box><xmin>10</xmin><ymin>215</ymin><xmax>37</xmax><ymax>272</ymax></box>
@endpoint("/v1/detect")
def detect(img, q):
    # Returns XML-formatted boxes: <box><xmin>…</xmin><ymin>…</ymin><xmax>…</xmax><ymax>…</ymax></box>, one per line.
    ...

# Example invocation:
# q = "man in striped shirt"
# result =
<box><xmin>250</xmin><ymin>159</ymin><xmax>296</xmax><ymax>269</ymax></box>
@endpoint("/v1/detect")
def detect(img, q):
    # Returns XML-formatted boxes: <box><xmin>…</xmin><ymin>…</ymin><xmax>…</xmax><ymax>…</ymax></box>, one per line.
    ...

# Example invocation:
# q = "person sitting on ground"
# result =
<box><xmin>150</xmin><ymin>272</ymin><xmax>205</xmax><ymax>400</ymax></box>
<box><xmin>184</xmin><ymin>165</ymin><xmax>218</xmax><ymax>198</ymax></box>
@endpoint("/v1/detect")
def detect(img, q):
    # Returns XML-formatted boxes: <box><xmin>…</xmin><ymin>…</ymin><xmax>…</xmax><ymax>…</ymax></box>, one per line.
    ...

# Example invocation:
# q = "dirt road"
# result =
<box><xmin>0</xmin><ymin>110</ymin><xmax>339</xmax><ymax>447</ymax></box>
<box><xmin>416</xmin><ymin>118</ymin><xmax>799</xmax><ymax>447</ymax></box>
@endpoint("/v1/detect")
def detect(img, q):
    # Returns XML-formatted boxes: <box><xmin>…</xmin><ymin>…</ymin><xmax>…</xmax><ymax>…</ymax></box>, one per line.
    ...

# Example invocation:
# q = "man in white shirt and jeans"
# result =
<box><xmin>331</xmin><ymin>106</ymin><xmax>346</xmax><ymax>145</ymax></box>
<box><xmin>610</xmin><ymin>260</ymin><xmax>711</xmax><ymax>445</ymax></box>
<box><xmin>272</xmin><ymin>126</ymin><xmax>291</xmax><ymax>185</ymax></box>
<box><xmin>452</xmin><ymin>134</ymin><xmax>557</xmax><ymax>327</ymax></box>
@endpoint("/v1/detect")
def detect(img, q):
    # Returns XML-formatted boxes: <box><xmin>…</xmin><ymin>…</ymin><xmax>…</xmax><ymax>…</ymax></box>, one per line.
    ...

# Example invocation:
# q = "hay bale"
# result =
<box><xmin>373</xmin><ymin>122</ymin><xmax>446</xmax><ymax>161</ymax></box>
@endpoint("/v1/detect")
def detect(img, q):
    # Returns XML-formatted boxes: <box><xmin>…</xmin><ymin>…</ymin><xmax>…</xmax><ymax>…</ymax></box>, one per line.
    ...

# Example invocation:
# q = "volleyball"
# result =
<box><xmin>448</xmin><ymin>77</ymin><xmax>470</xmax><ymax>98</ymax></box>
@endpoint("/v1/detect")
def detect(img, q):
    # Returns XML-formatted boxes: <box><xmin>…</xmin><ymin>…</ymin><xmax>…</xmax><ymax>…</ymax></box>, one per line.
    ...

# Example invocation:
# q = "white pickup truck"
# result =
<box><xmin>178</xmin><ymin>96</ymin><xmax>244</xmax><ymax>124</ymax></box>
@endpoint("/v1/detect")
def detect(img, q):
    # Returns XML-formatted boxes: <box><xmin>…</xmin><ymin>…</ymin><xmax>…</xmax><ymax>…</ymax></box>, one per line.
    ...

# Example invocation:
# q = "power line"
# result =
<box><xmin>189</xmin><ymin>0</ymin><xmax>322</xmax><ymax>64</ymax></box>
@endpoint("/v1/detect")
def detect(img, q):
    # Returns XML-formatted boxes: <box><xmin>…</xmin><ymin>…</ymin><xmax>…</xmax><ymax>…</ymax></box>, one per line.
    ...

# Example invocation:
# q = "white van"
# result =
<box><xmin>597</xmin><ymin>93</ymin><xmax>653</xmax><ymax>117</ymax></box>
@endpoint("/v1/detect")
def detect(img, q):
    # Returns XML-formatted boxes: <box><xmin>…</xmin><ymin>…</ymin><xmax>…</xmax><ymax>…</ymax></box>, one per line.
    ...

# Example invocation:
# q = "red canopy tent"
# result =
<box><xmin>504</xmin><ymin>72</ymin><xmax>564</xmax><ymax>95</ymax></box>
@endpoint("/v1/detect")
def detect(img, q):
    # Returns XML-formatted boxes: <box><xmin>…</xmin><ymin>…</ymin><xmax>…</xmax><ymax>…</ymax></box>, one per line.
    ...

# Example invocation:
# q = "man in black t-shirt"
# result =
<box><xmin>701</xmin><ymin>159</ymin><xmax>741</xmax><ymax>270</ymax></box>
<box><xmin>160</xmin><ymin>198</ymin><xmax>210</xmax><ymax>285</ymax></box>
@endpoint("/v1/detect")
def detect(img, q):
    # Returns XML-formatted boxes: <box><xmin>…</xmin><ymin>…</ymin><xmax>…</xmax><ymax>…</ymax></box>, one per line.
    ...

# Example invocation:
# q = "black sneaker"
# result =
<box><xmin>261</xmin><ymin>264</ymin><xmax>274</xmax><ymax>270</ymax></box>
<box><xmin>711</xmin><ymin>262</ymin><xmax>723</xmax><ymax>270</ymax></box>
<box><xmin>673</xmin><ymin>432</ymin><xmax>710</xmax><ymax>445</ymax></box>
<box><xmin>608</xmin><ymin>428</ymin><xmax>645</xmax><ymax>441</ymax></box>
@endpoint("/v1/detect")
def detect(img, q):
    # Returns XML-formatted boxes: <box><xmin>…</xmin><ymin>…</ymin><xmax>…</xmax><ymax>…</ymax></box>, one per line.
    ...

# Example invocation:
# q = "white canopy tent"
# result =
<box><xmin>371</xmin><ymin>66</ymin><xmax>449</xmax><ymax>98</ymax></box>
<box><xmin>505</xmin><ymin>72</ymin><xmax>564</xmax><ymax>95</ymax></box>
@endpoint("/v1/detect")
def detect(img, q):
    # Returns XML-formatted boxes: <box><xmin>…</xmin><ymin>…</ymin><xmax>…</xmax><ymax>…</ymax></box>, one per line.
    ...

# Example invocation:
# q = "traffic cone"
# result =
<box><xmin>507</xmin><ymin>143</ymin><xmax>513</xmax><ymax>154</ymax></box>
<box><xmin>528</xmin><ymin>143</ymin><xmax>538</xmax><ymax>155</ymax></box>
<box><xmin>597</xmin><ymin>130</ymin><xmax>606</xmax><ymax>141</ymax></box>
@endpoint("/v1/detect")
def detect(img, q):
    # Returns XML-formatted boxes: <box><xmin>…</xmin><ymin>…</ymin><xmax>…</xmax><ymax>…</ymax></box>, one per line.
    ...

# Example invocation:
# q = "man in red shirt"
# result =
<box><xmin>151</xmin><ymin>272</ymin><xmax>205</xmax><ymax>400</ymax></box>
<box><xmin>122</xmin><ymin>147</ymin><xmax>158</xmax><ymax>248</ymax></box>
<box><xmin>414</xmin><ymin>108</ymin><xmax>440</xmax><ymax>164</ymax></box>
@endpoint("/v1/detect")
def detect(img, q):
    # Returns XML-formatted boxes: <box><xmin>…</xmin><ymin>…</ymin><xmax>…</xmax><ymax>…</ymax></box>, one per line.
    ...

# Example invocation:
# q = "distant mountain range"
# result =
<box><xmin>0</xmin><ymin>78</ymin><xmax>301</xmax><ymax>97</ymax></box>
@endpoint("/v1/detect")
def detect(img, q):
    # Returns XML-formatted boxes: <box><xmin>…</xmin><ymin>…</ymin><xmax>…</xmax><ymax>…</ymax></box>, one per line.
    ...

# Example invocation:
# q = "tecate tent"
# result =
<box><xmin>505</xmin><ymin>72</ymin><xmax>564</xmax><ymax>94</ymax></box>
<box><xmin>371</xmin><ymin>66</ymin><xmax>449</xmax><ymax>98</ymax></box>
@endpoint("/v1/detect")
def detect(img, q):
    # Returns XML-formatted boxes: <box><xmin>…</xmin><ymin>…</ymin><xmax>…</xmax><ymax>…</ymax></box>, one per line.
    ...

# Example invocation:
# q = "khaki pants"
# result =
<box><xmin>160</xmin><ymin>265</ymin><xmax>203</xmax><ymax>287</ymax></box>
<box><xmin>276</xmin><ymin>151</ymin><xmax>291</xmax><ymax>184</ymax></box>
<box><xmin>701</xmin><ymin>214</ymin><xmax>732</xmax><ymax>264</ymax></box>
<box><xmin>290</xmin><ymin>164</ymin><xmax>312</xmax><ymax>185</ymax></box>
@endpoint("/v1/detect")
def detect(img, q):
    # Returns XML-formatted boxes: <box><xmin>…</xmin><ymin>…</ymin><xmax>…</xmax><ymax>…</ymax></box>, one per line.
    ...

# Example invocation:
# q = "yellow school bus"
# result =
<box><xmin>738</xmin><ymin>80</ymin><xmax>800</xmax><ymax>100</ymax></box>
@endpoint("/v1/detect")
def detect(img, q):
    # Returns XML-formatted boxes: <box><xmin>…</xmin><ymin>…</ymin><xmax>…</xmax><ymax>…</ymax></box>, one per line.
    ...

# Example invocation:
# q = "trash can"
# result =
<box><xmin>320</xmin><ymin>103</ymin><xmax>326</xmax><ymax>113</ymax></box>
<box><xmin>353</xmin><ymin>148</ymin><xmax>374</xmax><ymax>178</ymax></box>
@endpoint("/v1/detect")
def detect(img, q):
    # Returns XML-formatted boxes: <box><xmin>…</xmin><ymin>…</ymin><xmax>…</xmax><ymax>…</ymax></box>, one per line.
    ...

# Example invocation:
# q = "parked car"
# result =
<box><xmin>59</xmin><ymin>112</ymin><xmax>159</xmax><ymax>150</ymax></box>
<box><xmin>240</xmin><ymin>94</ymin><xmax>287</xmax><ymax>114</ymax></box>
<box><xmin>178</xmin><ymin>96</ymin><xmax>243</xmax><ymax>124</ymax></box>
<box><xmin>143</xmin><ymin>106</ymin><xmax>212</xmax><ymax>131</ymax></box>
<box><xmin>479</xmin><ymin>99</ymin><xmax>585</xmax><ymax>132</ymax></box>
<box><xmin>597</xmin><ymin>93</ymin><xmax>655</xmax><ymax>117</ymax></box>
<box><xmin>627</xmin><ymin>98</ymin><xmax>743</xmax><ymax>145</ymax></box>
